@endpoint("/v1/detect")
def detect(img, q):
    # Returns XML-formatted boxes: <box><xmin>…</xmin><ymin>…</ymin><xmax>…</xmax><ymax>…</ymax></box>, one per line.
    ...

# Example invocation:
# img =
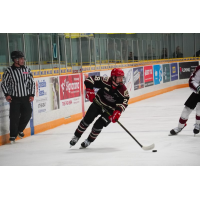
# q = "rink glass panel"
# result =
<box><xmin>39</xmin><ymin>33</ymin><xmax>53</xmax><ymax>70</ymax></box>
<box><xmin>0</xmin><ymin>33</ymin><xmax>9</xmax><ymax>72</ymax></box>
<box><xmin>24</xmin><ymin>33</ymin><xmax>39</xmax><ymax>71</ymax></box>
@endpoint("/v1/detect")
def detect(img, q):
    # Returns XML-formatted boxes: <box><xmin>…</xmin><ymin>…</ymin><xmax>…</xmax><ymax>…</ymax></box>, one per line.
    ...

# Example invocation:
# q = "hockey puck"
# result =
<box><xmin>152</xmin><ymin>150</ymin><xmax>157</xmax><ymax>152</ymax></box>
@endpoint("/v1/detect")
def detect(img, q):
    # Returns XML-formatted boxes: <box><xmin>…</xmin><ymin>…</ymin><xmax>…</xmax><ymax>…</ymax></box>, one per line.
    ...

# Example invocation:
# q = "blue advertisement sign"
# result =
<box><xmin>153</xmin><ymin>65</ymin><xmax>162</xmax><ymax>85</ymax></box>
<box><xmin>170</xmin><ymin>63</ymin><xmax>178</xmax><ymax>81</ymax></box>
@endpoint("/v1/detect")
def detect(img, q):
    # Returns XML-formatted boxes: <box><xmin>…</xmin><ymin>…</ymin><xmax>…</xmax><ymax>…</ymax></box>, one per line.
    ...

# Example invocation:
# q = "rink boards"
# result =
<box><xmin>0</xmin><ymin>61</ymin><xmax>199</xmax><ymax>145</ymax></box>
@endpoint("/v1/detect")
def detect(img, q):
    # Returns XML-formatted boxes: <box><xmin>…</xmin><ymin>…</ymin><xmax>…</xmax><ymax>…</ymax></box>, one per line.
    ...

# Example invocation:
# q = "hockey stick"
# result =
<box><xmin>94</xmin><ymin>99</ymin><xmax>155</xmax><ymax>151</ymax></box>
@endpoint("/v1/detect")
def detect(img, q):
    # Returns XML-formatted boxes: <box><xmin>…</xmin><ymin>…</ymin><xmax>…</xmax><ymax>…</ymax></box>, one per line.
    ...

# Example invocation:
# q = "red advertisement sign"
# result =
<box><xmin>144</xmin><ymin>65</ymin><xmax>154</xmax><ymax>87</ymax></box>
<box><xmin>59</xmin><ymin>74</ymin><xmax>80</xmax><ymax>100</ymax></box>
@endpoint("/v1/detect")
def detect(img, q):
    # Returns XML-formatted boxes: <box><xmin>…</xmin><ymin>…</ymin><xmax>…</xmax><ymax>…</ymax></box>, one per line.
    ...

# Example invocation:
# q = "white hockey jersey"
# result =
<box><xmin>189</xmin><ymin>65</ymin><xmax>200</xmax><ymax>93</ymax></box>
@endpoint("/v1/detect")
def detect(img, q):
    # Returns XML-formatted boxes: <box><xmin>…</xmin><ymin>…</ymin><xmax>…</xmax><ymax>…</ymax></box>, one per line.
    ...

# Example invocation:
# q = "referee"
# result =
<box><xmin>1</xmin><ymin>51</ymin><xmax>35</xmax><ymax>144</ymax></box>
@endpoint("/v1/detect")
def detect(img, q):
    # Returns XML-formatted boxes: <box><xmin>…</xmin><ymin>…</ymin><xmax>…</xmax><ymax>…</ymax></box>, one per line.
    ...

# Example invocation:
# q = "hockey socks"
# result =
<box><xmin>88</xmin><ymin>127</ymin><xmax>102</xmax><ymax>142</ymax></box>
<box><xmin>178</xmin><ymin>106</ymin><xmax>192</xmax><ymax>128</ymax></box>
<box><xmin>74</xmin><ymin>119</ymin><xmax>89</xmax><ymax>138</ymax></box>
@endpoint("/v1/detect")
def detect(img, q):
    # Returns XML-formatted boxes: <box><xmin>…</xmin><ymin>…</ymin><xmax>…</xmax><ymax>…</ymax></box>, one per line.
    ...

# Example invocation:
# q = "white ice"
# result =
<box><xmin>0</xmin><ymin>87</ymin><xmax>200</xmax><ymax>166</ymax></box>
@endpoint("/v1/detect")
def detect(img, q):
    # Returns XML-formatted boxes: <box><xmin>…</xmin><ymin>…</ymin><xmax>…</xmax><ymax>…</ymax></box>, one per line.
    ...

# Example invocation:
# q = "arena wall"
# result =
<box><xmin>0</xmin><ymin>61</ymin><xmax>198</xmax><ymax>145</ymax></box>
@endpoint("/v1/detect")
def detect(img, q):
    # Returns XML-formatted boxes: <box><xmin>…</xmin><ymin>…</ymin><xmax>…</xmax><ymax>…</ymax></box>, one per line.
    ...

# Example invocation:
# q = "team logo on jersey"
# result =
<box><xmin>104</xmin><ymin>87</ymin><xmax>109</xmax><ymax>92</ymax></box>
<box><xmin>124</xmin><ymin>89</ymin><xmax>129</xmax><ymax>97</ymax></box>
<box><xmin>104</xmin><ymin>92</ymin><xmax>115</xmax><ymax>102</ymax></box>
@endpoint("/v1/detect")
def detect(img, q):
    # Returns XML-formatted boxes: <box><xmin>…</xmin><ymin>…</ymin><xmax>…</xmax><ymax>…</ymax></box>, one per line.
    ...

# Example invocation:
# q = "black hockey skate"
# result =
<box><xmin>80</xmin><ymin>139</ymin><xmax>91</xmax><ymax>149</ymax></box>
<box><xmin>193</xmin><ymin>123</ymin><xmax>200</xmax><ymax>135</ymax></box>
<box><xmin>18</xmin><ymin>131</ymin><xmax>24</xmax><ymax>139</ymax></box>
<box><xmin>169</xmin><ymin>124</ymin><xmax>187</xmax><ymax>136</ymax></box>
<box><xmin>70</xmin><ymin>136</ymin><xmax>80</xmax><ymax>147</ymax></box>
<box><xmin>9</xmin><ymin>137</ymin><xmax>16</xmax><ymax>144</ymax></box>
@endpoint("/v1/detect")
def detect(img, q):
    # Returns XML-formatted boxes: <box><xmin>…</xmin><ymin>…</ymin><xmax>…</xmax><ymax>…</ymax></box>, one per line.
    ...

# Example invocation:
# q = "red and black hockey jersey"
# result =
<box><xmin>85</xmin><ymin>75</ymin><xmax>129</xmax><ymax>112</ymax></box>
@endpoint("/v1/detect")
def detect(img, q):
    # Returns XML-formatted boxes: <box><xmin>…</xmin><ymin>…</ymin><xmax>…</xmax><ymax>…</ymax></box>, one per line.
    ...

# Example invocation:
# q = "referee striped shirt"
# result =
<box><xmin>1</xmin><ymin>65</ymin><xmax>35</xmax><ymax>97</ymax></box>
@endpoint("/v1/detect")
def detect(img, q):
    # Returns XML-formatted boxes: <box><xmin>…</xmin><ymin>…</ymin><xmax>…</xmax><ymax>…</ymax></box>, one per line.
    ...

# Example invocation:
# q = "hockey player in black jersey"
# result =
<box><xmin>69</xmin><ymin>68</ymin><xmax>130</xmax><ymax>148</ymax></box>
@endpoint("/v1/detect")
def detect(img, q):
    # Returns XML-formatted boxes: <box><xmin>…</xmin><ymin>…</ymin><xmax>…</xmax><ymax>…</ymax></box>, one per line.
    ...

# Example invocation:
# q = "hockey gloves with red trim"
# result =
<box><xmin>86</xmin><ymin>88</ymin><xmax>95</xmax><ymax>102</ymax></box>
<box><xmin>109</xmin><ymin>110</ymin><xmax>121</xmax><ymax>123</ymax></box>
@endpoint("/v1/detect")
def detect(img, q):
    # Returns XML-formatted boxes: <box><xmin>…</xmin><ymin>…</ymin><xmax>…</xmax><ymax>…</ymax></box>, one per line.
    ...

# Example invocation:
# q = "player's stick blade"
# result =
<box><xmin>142</xmin><ymin>143</ymin><xmax>155</xmax><ymax>151</ymax></box>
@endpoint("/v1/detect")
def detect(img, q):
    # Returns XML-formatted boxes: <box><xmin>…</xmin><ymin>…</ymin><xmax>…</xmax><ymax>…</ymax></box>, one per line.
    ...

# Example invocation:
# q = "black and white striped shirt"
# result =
<box><xmin>1</xmin><ymin>65</ymin><xmax>35</xmax><ymax>97</ymax></box>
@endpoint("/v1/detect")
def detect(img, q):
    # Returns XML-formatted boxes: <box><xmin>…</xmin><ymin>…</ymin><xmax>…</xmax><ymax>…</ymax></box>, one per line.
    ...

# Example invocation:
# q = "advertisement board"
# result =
<box><xmin>133</xmin><ymin>67</ymin><xmax>144</xmax><ymax>90</ymax></box>
<box><xmin>171</xmin><ymin>63</ymin><xmax>178</xmax><ymax>81</ymax></box>
<box><xmin>60</xmin><ymin>74</ymin><xmax>80</xmax><ymax>100</ymax></box>
<box><xmin>59</xmin><ymin>74</ymin><xmax>81</xmax><ymax>107</ymax></box>
<box><xmin>34</xmin><ymin>77</ymin><xmax>49</xmax><ymax>114</ymax></box>
<box><xmin>123</xmin><ymin>68</ymin><xmax>134</xmax><ymax>96</ymax></box>
<box><xmin>190</xmin><ymin>62</ymin><xmax>199</xmax><ymax>74</ymax></box>
<box><xmin>0</xmin><ymin>86</ymin><xmax>10</xmax><ymax>135</ymax></box>
<box><xmin>153</xmin><ymin>65</ymin><xmax>163</xmax><ymax>85</ymax></box>
<box><xmin>34</xmin><ymin>76</ymin><xmax>60</xmax><ymax>114</ymax></box>
<box><xmin>179</xmin><ymin>61</ymin><xmax>199</xmax><ymax>79</ymax></box>
<box><xmin>144</xmin><ymin>65</ymin><xmax>154</xmax><ymax>87</ymax></box>
<box><xmin>49</xmin><ymin>77</ymin><xmax>60</xmax><ymax>110</ymax></box>
<box><xmin>163</xmin><ymin>64</ymin><xmax>170</xmax><ymax>83</ymax></box>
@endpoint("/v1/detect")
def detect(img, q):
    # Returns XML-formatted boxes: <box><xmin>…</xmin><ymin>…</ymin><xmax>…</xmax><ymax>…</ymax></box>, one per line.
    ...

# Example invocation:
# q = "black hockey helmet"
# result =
<box><xmin>11</xmin><ymin>51</ymin><xmax>24</xmax><ymax>61</ymax></box>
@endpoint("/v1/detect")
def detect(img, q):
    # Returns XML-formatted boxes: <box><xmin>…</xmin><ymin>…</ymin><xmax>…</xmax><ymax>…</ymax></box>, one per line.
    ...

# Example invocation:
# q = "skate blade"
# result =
<box><xmin>79</xmin><ymin>146</ymin><xmax>86</xmax><ymax>149</ymax></box>
<box><xmin>168</xmin><ymin>133</ymin><xmax>178</xmax><ymax>136</ymax></box>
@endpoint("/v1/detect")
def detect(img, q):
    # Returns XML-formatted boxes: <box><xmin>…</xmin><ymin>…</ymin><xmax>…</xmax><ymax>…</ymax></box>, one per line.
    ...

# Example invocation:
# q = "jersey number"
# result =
<box><xmin>123</xmin><ymin>99</ymin><xmax>128</xmax><ymax>105</ymax></box>
<box><xmin>94</xmin><ymin>76</ymin><xmax>100</xmax><ymax>81</ymax></box>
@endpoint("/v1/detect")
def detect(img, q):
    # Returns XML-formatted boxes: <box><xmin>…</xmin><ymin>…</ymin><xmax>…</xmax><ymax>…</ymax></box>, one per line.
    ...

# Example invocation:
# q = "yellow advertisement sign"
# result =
<box><xmin>64</xmin><ymin>33</ymin><xmax>93</xmax><ymax>38</ymax></box>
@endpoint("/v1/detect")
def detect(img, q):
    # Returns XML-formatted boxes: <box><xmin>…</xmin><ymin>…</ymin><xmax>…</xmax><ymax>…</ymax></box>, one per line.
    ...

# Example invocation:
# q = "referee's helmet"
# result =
<box><xmin>11</xmin><ymin>51</ymin><xmax>24</xmax><ymax>61</ymax></box>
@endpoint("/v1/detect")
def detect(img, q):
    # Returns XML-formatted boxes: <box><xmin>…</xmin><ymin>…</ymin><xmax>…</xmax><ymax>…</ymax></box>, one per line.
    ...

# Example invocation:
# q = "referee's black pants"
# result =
<box><xmin>9</xmin><ymin>96</ymin><xmax>32</xmax><ymax>138</ymax></box>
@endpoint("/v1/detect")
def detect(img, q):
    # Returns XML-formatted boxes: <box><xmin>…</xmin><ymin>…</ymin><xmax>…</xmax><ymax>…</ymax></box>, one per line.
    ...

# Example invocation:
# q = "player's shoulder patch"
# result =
<box><xmin>102</xmin><ymin>76</ymin><xmax>109</xmax><ymax>82</ymax></box>
<box><xmin>118</xmin><ymin>85</ymin><xmax>129</xmax><ymax>97</ymax></box>
<box><xmin>124</xmin><ymin>89</ymin><xmax>129</xmax><ymax>97</ymax></box>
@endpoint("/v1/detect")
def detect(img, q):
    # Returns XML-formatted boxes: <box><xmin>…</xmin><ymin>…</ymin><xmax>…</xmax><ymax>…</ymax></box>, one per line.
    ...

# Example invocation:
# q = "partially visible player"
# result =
<box><xmin>69</xmin><ymin>68</ymin><xmax>130</xmax><ymax>148</ymax></box>
<box><xmin>170</xmin><ymin>65</ymin><xmax>200</xmax><ymax>136</ymax></box>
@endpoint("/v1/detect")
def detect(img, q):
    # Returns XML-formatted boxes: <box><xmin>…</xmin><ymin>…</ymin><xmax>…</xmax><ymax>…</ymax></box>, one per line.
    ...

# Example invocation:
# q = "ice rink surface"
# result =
<box><xmin>1</xmin><ymin>87</ymin><xmax>200</xmax><ymax>166</ymax></box>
